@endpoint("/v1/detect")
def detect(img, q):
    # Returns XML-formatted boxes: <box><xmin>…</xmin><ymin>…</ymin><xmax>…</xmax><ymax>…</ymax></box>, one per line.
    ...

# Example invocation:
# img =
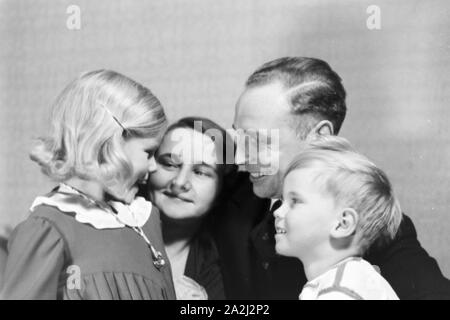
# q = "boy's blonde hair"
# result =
<box><xmin>285</xmin><ymin>136</ymin><xmax>402</xmax><ymax>253</ymax></box>
<box><xmin>30</xmin><ymin>70</ymin><xmax>167</xmax><ymax>188</ymax></box>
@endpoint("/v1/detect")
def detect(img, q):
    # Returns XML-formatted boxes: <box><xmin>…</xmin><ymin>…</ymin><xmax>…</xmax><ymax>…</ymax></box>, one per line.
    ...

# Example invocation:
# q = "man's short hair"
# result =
<box><xmin>285</xmin><ymin>136</ymin><xmax>403</xmax><ymax>254</ymax></box>
<box><xmin>246</xmin><ymin>57</ymin><xmax>347</xmax><ymax>137</ymax></box>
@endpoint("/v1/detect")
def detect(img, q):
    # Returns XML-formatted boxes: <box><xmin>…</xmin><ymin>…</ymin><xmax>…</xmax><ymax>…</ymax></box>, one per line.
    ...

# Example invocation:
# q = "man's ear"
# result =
<box><xmin>330</xmin><ymin>208</ymin><xmax>358</xmax><ymax>238</ymax></box>
<box><xmin>307</xmin><ymin>120</ymin><xmax>334</xmax><ymax>140</ymax></box>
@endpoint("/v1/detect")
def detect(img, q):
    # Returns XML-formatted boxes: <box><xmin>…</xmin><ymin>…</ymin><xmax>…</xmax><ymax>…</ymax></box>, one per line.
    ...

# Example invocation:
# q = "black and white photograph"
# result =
<box><xmin>0</xmin><ymin>0</ymin><xmax>449</xmax><ymax>304</ymax></box>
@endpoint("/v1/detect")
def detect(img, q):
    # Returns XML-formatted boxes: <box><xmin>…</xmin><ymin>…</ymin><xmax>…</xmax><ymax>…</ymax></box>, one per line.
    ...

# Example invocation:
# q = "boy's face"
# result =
<box><xmin>273</xmin><ymin>168</ymin><xmax>339</xmax><ymax>260</ymax></box>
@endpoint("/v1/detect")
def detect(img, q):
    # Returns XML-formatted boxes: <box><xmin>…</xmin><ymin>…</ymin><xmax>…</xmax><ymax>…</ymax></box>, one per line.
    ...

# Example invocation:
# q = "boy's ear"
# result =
<box><xmin>306</xmin><ymin>120</ymin><xmax>334</xmax><ymax>140</ymax></box>
<box><xmin>331</xmin><ymin>208</ymin><xmax>358</xmax><ymax>238</ymax></box>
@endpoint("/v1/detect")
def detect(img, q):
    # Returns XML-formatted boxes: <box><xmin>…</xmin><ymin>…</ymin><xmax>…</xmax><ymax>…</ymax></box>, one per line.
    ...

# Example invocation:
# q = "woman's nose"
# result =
<box><xmin>170</xmin><ymin>168</ymin><xmax>192</xmax><ymax>193</ymax></box>
<box><xmin>148</xmin><ymin>156</ymin><xmax>157</xmax><ymax>173</ymax></box>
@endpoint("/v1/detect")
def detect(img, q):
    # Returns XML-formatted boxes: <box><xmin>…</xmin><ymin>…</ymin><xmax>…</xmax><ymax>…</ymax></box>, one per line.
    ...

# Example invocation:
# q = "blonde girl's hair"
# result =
<box><xmin>30</xmin><ymin>70</ymin><xmax>167</xmax><ymax>187</ymax></box>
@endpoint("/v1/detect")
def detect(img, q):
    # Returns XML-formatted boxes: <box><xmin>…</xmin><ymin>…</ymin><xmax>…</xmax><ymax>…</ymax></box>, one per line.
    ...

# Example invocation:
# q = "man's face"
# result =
<box><xmin>233</xmin><ymin>81</ymin><xmax>307</xmax><ymax>199</ymax></box>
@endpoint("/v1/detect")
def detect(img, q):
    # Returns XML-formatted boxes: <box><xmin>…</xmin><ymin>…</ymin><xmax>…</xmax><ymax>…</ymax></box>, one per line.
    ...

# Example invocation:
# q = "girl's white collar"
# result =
<box><xmin>30</xmin><ymin>183</ymin><xmax>152</xmax><ymax>229</ymax></box>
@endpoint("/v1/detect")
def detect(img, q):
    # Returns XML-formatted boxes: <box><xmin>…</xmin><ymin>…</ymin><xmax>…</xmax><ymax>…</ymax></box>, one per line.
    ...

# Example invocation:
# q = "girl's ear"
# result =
<box><xmin>330</xmin><ymin>208</ymin><xmax>358</xmax><ymax>238</ymax></box>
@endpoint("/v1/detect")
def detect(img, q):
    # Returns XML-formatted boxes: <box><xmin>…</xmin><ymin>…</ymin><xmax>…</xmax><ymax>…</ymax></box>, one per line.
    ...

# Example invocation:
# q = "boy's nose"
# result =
<box><xmin>273</xmin><ymin>202</ymin><xmax>286</xmax><ymax>219</ymax></box>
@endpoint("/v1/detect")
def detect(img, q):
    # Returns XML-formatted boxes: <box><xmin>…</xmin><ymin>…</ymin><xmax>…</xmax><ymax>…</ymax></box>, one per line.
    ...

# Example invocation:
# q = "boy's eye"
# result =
<box><xmin>290</xmin><ymin>197</ymin><xmax>302</xmax><ymax>207</ymax></box>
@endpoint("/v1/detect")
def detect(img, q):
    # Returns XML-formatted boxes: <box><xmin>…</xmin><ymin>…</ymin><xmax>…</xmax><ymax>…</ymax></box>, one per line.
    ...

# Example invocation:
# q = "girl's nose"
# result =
<box><xmin>148</xmin><ymin>156</ymin><xmax>157</xmax><ymax>173</ymax></box>
<box><xmin>234</xmin><ymin>143</ymin><xmax>246</xmax><ymax>166</ymax></box>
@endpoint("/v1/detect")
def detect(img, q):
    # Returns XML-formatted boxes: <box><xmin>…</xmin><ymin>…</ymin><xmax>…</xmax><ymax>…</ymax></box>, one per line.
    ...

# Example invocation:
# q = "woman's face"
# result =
<box><xmin>148</xmin><ymin>128</ymin><xmax>220</xmax><ymax>220</ymax></box>
<box><xmin>108</xmin><ymin>136</ymin><xmax>160</xmax><ymax>204</ymax></box>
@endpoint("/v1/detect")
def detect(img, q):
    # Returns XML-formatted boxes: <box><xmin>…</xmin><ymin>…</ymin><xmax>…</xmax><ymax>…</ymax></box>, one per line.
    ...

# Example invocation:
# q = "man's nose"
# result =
<box><xmin>235</xmin><ymin>145</ymin><xmax>259</xmax><ymax>172</ymax></box>
<box><xmin>234</xmin><ymin>143</ymin><xmax>246</xmax><ymax>166</ymax></box>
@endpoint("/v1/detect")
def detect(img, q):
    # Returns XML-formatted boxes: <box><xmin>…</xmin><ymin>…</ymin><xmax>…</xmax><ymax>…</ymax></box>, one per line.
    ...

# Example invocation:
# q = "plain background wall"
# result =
<box><xmin>1</xmin><ymin>0</ymin><xmax>449</xmax><ymax>277</ymax></box>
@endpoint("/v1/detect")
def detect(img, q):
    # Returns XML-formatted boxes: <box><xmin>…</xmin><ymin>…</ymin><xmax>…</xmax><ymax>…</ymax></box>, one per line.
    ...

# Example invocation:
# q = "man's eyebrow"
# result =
<box><xmin>257</xmin><ymin>130</ymin><xmax>271</xmax><ymax>142</ymax></box>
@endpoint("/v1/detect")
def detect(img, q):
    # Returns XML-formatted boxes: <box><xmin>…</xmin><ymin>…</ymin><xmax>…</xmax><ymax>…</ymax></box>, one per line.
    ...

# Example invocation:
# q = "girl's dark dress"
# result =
<box><xmin>1</xmin><ymin>186</ymin><xmax>176</xmax><ymax>300</ymax></box>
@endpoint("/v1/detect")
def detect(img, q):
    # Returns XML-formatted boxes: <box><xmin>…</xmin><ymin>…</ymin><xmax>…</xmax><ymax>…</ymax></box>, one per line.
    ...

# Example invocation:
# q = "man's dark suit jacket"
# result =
<box><xmin>212</xmin><ymin>172</ymin><xmax>450</xmax><ymax>300</ymax></box>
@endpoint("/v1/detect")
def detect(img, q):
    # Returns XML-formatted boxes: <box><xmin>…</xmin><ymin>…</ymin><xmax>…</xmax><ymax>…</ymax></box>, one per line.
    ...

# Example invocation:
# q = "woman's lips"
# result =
<box><xmin>162</xmin><ymin>191</ymin><xmax>193</xmax><ymax>203</ymax></box>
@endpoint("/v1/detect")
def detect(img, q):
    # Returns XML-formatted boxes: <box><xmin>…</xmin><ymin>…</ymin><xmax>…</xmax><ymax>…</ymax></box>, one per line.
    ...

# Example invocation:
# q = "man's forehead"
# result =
<box><xmin>234</xmin><ymin>83</ymin><xmax>291</xmax><ymax>131</ymax></box>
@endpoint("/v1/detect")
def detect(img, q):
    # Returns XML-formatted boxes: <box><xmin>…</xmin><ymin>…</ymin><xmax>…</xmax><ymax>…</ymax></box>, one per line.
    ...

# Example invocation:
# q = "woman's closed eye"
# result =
<box><xmin>157</xmin><ymin>155</ymin><xmax>181</xmax><ymax>169</ymax></box>
<box><xmin>193</xmin><ymin>165</ymin><xmax>215</xmax><ymax>178</ymax></box>
<box><xmin>162</xmin><ymin>161</ymin><xmax>180</xmax><ymax>169</ymax></box>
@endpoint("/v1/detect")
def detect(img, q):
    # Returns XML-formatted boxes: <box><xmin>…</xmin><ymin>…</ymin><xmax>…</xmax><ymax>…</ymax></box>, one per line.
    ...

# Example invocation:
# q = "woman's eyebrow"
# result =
<box><xmin>157</xmin><ymin>152</ymin><xmax>182</xmax><ymax>162</ymax></box>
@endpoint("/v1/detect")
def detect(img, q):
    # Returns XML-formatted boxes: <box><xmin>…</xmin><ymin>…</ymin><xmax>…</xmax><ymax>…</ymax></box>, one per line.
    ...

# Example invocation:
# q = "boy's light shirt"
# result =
<box><xmin>299</xmin><ymin>257</ymin><xmax>399</xmax><ymax>300</ymax></box>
